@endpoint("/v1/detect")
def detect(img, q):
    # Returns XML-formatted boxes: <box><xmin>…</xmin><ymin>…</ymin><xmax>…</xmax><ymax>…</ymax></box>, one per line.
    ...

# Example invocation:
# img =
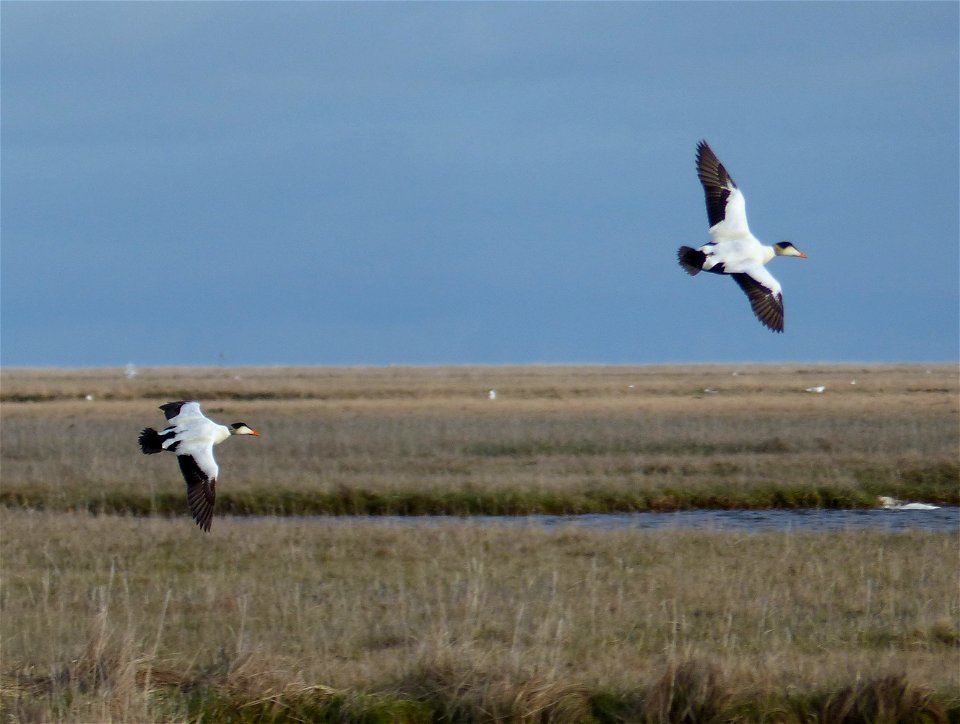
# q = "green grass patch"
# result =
<box><xmin>2</xmin><ymin>468</ymin><xmax>955</xmax><ymax>519</ymax></box>
<box><xmin>175</xmin><ymin>685</ymin><xmax>433</xmax><ymax>724</ymax></box>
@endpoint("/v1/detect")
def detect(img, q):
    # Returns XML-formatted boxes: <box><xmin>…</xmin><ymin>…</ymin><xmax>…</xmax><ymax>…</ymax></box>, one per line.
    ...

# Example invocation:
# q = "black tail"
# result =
<box><xmin>139</xmin><ymin>428</ymin><xmax>165</xmax><ymax>454</ymax></box>
<box><xmin>678</xmin><ymin>246</ymin><xmax>705</xmax><ymax>276</ymax></box>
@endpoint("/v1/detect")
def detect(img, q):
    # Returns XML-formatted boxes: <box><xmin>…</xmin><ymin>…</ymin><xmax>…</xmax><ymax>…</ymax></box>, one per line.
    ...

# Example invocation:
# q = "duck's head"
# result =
<box><xmin>229</xmin><ymin>422</ymin><xmax>261</xmax><ymax>437</ymax></box>
<box><xmin>774</xmin><ymin>241</ymin><xmax>807</xmax><ymax>258</ymax></box>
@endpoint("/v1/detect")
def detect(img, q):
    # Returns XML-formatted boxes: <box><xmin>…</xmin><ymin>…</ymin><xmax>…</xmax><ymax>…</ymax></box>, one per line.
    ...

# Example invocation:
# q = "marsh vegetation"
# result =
<box><xmin>1</xmin><ymin>364</ymin><xmax>957</xmax><ymax>517</ymax></box>
<box><xmin>3</xmin><ymin>512</ymin><xmax>957</xmax><ymax>722</ymax></box>
<box><xmin>1</xmin><ymin>364</ymin><xmax>957</xmax><ymax>721</ymax></box>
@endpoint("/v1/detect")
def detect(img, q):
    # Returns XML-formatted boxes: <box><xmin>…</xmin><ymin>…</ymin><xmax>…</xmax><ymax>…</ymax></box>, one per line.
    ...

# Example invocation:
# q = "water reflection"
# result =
<box><xmin>531</xmin><ymin>507</ymin><xmax>959</xmax><ymax>533</ymax></box>
<box><xmin>296</xmin><ymin>507</ymin><xmax>959</xmax><ymax>533</ymax></box>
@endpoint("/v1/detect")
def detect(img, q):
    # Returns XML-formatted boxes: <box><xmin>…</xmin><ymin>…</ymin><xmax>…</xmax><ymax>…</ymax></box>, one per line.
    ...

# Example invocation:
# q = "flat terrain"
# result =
<box><xmin>2</xmin><ymin>514</ymin><xmax>957</xmax><ymax>722</ymax></box>
<box><xmin>1</xmin><ymin>364</ymin><xmax>957</xmax><ymax>516</ymax></box>
<box><xmin>1</xmin><ymin>364</ymin><xmax>958</xmax><ymax>721</ymax></box>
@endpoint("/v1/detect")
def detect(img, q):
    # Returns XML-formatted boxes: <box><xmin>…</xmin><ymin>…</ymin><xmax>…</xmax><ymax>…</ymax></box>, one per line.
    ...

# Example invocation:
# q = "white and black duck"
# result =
<box><xmin>139</xmin><ymin>401</ymin><xmax>259</xmax><ymax>531</ymax></box>
<box><xmin>678</xmin><ymin>140</ymin><xmax>807</xmax><ymax>332</ymax></box>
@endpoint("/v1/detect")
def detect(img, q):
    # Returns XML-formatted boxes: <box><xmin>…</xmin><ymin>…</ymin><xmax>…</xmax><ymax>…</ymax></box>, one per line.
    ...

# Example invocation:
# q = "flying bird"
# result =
<box><xmin>678</xmin><ymin>140</ymin><xmax>807</xmax><ymax>332</ymax></box>
<box><xmin>138</xmin><ymin>401</ymin><xmax>259</xmax><ymax>531</ymax></box>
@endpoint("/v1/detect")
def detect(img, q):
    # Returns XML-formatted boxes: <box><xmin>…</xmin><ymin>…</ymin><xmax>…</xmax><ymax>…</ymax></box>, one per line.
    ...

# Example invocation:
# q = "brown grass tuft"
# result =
<box><xmin>821</xmin><ymin>672</ymin><xmax>947</xmax><ymax>723</ymax></box>
<box><xmin>645</xmin><ymin>658</ymin><xmax>730</xmax><ymax>724</ymax></box>
<box><xmin>396</xmin><ymin>654</ymin><xmax>594</xmax><ymax>723</ymax></box>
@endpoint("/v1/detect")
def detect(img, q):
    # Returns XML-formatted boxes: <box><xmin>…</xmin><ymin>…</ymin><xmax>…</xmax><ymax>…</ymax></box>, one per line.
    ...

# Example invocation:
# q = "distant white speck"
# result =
<box><xmin>488</xmin><ymin>389</ymin><xmax>497</xmax><ymax>400</ymax></box>
<box><xmin>731</xmin><ymin>372</ymin><xmax>739</xmax><ymax>376</ymax></box>
<box><xmin>850</xmin><ymin>380</ymin><xmax>856</xmax><ymax>385</ymax></box>
<box><xmin>233</xmin><ymin>375</ymin><xmax>243</xmax><ymax>381</ymax></box>
<box><xmin>628</xmin><ymin>384</ymin><xmax>635</xmax><ymax>389</ymax></box>
<box><xmin>703</xmin><ymin>388</ymin><xmax>718</xmax><ymax>394</ymax></box>
<box><xmin>804</xmin><ymin>385</ymin><xmax>826</xmax><ymax>393</ymax></box>
<box><xmin>85</xmin><ymin>394</ymin><xmax>95</xmax><ymax>401</ymax></box>
<box><xmin>124</xmin><ymin>363</ymin><xmax>138</xmax><ymax>379</ymax></box>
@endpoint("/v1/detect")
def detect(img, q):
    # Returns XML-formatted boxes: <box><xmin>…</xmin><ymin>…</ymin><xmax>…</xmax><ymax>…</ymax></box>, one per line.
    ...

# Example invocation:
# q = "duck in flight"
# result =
<box><xmin>678</xmin><ymin>140</ymin><xmax>807</xmax><ymax>332</ymax></box>
<box><xmin>139</xmin><ymin>401</ymin><xmax>259</xmax><ymax>531</ymax></box>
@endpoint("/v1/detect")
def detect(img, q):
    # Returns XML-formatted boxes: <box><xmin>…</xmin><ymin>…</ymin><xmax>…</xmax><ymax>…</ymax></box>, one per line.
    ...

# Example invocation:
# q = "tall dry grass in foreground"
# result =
<box><xmin>1</xmin><ymin>364</ymin><xmax>957</xmax><ymax>516</ymax></box>
<box><xmin>2</xmin><ymin>511</ymin><xmax>957</xmax><ymax>722</ymax></box>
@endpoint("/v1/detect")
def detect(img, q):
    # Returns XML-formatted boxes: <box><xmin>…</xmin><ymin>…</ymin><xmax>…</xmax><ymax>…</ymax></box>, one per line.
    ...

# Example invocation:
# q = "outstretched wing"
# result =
<box><xmin>160</xmin><ymin>400</ymin><xmax>205</xmax><ymax>423</ymax></box>
<box><xmin>697</xmin><ymin>141</ymin><xmax>750</xmax><ymax>241</ymax></box>
<box><xmin>731</xmin><ymin>267</ymin><xmax>784</xmax><ymax>333</ymax></box>
<box><xmin>176</xmin><ymin>448</ymin><xmax>219</xmax><ymax>532</ymax></box>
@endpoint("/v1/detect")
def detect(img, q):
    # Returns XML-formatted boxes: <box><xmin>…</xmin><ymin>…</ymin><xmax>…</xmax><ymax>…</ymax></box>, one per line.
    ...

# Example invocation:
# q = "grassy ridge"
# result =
<box><xmin>2</xmin><ymin>364</ymin><xmax>957</xmax><ymax>518</ymax></box>
<box><xmin>1</xmin><ymin>464</ymin><xmax>956</xmax><ymax>518</ymax></box>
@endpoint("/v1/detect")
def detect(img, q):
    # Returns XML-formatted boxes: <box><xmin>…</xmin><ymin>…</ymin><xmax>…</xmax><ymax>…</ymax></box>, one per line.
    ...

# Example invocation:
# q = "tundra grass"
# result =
<box><xmin>2</xmin><ymin>511</ymin><xmax>957</xmax><ymax>722</ymax></box>
<box><xmin>1</xmin><ymin>364</ymin><xmax>957</xmax><ymax>517</ymax></box>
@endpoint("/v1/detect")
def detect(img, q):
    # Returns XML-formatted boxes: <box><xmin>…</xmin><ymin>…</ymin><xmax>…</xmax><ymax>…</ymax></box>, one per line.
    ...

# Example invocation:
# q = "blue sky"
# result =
<box><xmin>2</xmin><ymin>2</ymin><xmax>957</xmax><ymax>366</ymax></box>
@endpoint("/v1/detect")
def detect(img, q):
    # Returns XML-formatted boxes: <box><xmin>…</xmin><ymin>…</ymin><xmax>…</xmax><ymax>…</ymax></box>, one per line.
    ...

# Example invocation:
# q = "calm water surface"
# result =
<box><xmin>300</xmin><ymin>507</ymin><xmax>959</xmax><ymax>533</ymax></box>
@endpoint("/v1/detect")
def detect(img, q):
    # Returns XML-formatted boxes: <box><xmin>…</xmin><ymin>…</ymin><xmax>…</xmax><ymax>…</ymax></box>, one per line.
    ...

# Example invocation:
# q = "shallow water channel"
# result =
<box><xmin>285</xmin><ymin>507</ymin><xmax>960</xmax><ymax>533</ymax></box>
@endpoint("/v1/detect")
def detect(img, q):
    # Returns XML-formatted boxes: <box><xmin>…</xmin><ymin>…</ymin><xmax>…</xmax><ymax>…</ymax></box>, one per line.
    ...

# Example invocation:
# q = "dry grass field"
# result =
<box><xmin>1</xmin><ymin>364</ymin><xmax>958</xmax><ymax>722</ymax></box>
<box><xmin>1</xmin><ymin>364</ymin><xmax>957</xmax><ymax>516</ymax></box>
<box><xmin>2</xmin><ymin>513</ymin><xmax>958</xmax><ymax>722</ymax></box>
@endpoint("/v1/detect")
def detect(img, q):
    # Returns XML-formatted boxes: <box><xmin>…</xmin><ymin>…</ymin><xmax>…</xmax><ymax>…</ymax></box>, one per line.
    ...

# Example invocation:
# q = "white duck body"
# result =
<box><xmin>678</xmin><ymin>141</ymin><xmax>806</xmax><ymax>332</ymax></box>
<box><xmin>163</xmin><ymin>403</ymin><xmax>231</xmax><ymax>483</ymax></box>
<box><xmin>139</xmin><ymin>400</ymin><xmax>259</xmax><ymax>531</ymax></box>
<box><xmin>698</xmin><ymin>238</ymin><xmax>777</xmax><ymax>280</ymax></box>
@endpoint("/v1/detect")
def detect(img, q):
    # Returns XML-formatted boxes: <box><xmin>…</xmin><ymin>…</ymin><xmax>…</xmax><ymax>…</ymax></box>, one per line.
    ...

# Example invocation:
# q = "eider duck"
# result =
<box><xmin>678</xmin><ymin>140</ymin><xmax>807</xmax><ymax>332</ymax></box>
<box><xmin>139</xmin><ymin>401</ymin><xmax>259</xmax><ymax>531</ymax></box>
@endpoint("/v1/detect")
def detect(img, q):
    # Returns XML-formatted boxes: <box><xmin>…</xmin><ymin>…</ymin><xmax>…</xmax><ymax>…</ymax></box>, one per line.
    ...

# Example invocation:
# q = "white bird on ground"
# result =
<box><xmin>138</xmin><ymin>401</ymin><xmax>260</xmax><ymax>532</ymax></box>
<box><xmin>805</xmin><ymin>385</ymin><xmax>826</xmax><ymax>393</ymax></box>
<box><xmin>878</xmin><ymin>496</ymin><xmax>940</xmax><ymax>511</ymax></box>
<box><xmin>678</xmin><ymin>140</ymin><xmax>807</xmax><ymax>332</ymax></box>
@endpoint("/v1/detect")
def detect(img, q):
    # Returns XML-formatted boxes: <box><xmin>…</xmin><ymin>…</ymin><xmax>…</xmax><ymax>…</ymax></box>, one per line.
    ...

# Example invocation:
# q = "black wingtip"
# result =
<box><xmin>179</xmin><ymin>456</ymin><xmax>216</xmax><ymax>532</ymax></box>
<box><xmin>754</xmin><ymin>295</ymin><xmax>785</xmax><ymax>333</ymax></box>
<box><xmin>190</xmin><ymin>492</ymin><xmax>214</xmax><ymax>532</ymax></box>
<box><xmin>695</xmin><ymin>140</ymin><xmax>714</xmax><ymax>166</ymax></box>
<box><xmin>186</xmin><ymin>480</ymin><xmax>215</xmax><ymax>532</ymax></box>
<box><xmin>730</xmin><ymin>273</ymin><xmax>785</xmax><ymax>333</ymax></box>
